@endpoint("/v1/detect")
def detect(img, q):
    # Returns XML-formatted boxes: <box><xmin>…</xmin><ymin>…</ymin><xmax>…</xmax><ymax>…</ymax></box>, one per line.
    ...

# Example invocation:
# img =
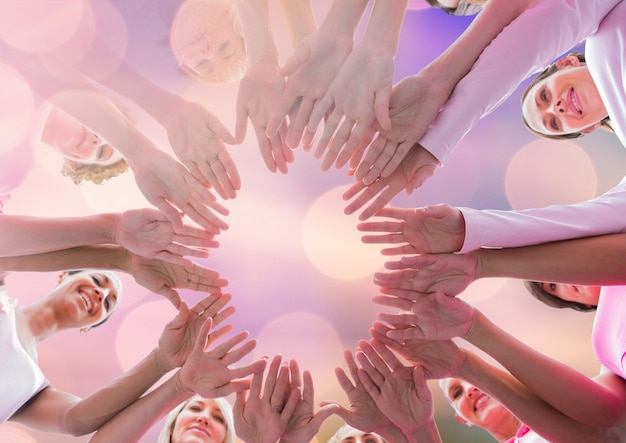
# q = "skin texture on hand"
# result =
<box><xmin>343</xmin><ymin>144</ymin><xmax>440</xmax><ymax>221</ymax></box>
<box><xmin>266</xmin><ymin>29</ymin><xmax>353</xmax><ymax>150</ymax></box>
<box><xmin>128</xmin><ymin>254</ymin><xmax>228</xmax><ymax>307</ymax></box>
<box><xmin>235</xmin><ymin>57</ymin><xmax>294</xmax><ymax>174</ymax></box>
<box><xmin>115</xmin><ymin>208</ymin><xmax>218</xmax><ymax>266</ymax></box>
<box><xmin>357</xmin><ymin>205</ymin><xmax>466</xmax><ymax>254</ymax></box>
<box><xmin>233</xmin><ymin>355</ymin><xmax>301</xmax><ymax>443</ymax></box>
<box><xmin>160</xmin><ymin>98</ymin><xmax>241</xmax><ymax>200</ymax></box>
<box><xmin>178</xmin><ymin>318</ymin><xmax>265</xmax><ymax>398</ymax></box>
<box><xmin>155</xmin><ymin>294</ymin><xmax>235</xmax><ymax>371</ymax></box>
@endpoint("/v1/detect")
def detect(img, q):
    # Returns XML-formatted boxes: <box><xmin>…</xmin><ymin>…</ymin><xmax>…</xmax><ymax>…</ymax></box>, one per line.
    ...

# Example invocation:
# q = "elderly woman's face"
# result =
<box><xmin>171</xmin><ymin>397</ymin><xmax>227</xmax><ymax>443</ymax></box>
<box><xmin>522</xmin><ymin>59</ymin><xmax>607</xmax><ymax>137</ymax></box>
<box><xmin>171</xmin><ymin>0</ymin><xmax>245</xmax><ymax>81</ymax></box>
<box><xmin>42</xmin><ymin>109</ymin><xmax>123</xmax><ymax>165</ymax></box>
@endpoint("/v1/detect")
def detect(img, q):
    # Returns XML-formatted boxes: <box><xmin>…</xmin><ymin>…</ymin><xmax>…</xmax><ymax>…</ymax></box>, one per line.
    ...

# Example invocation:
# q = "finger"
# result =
<box><xmin>348</xmin><ymin>125</ymin><xmax>377</xmax><ymax>171</ymax></box>
<box><xmin>156</xmin><ymin>287</ymin><xmax>182</xmax><ymax>308</ymax></box>
<box><xmin>372</xmin><ymin>294</ymin><xmax>414</xmax><ymax>312</ymax></box>
<box><xmin>151</xmin><ymin>199</ymin><xmax>183</xmax><ymax>228</ymax></box>
<box><xmin>358</xmin><ymin>186</ymin><xmax>400</xmax><ymax>221</ymax></box>
<box><xmin>363</xmin><ymin>138</ymin><xmax>397</xmax><ymax>185</ymax></box>
<box><xmin>164</xmin><ymin>243</ymin><xmax>210</xmax><ymax>259</ymax></box>
<box><xmin>310</xmin><ymin>403</ymin><xmax>340</xmax><ymax>430</ymax></box>
<box><xmin>342</xmin><ymin>181</ymin><xmax>385</xmax><ymax>217</ymax></box>
<box><xmin>386</xmin><ymin>327</ymin><xmax>424</xmax><ymax>341</ymax></box>
<box><xmin>356</xmin><ymin>219</ymin><xmax>403</xmax><ymax>233</ymax></box>
<box><xmin>307</xmin><ymin>92</ymin><xmax>333</xmax><ymax>140</ymax></box>
<box><xmin>301</xmin><ymin>126</ymin><xmax>316</xmax><ymax>151</ymax></box>
<box><xmin>234</xmin><ymin>100</ymin><xmax>249</xmax><ymax>144</ymax></box>
<box><xmin>222</xmin><ymin>337</ymin><xmax>259</xmax><ymax>365</ymax></box>
<box><xmin>210</xmin><ymin>379</ymin><xmax>252</xmax><ymax>398</ymax></box>
<box><xmin>153</xmin><ymin>251</ymin><xmax>192</xmax><ymax>267</ymax></box>
<box><xmin>269</xmin><ymin>129</ymin><xmax>289</xmax><ymax>174</ymax></box>
<box><xmin>267</xmin><ymin>89</ymin><xmax>300</xmax><ymax>137</ymax></box>
<box><xmin>193</xmin><ymin>317</ymin><xmax>214</xmax><ymax>353</ymax></box>
<box><xmin>356</xmin><ymin>367</ymin><xmax>381</xmax><ymax>400</ymax></box>
<box><xmin>210</xmin><ymin>330</ymin><xmax>249</xmax><ymax>356</ymax></box>
<box><xmin>197</xmin><ymin>161</ymin><xmax>229</xmax><ymax>200</ymax></box>
<box><xmin>374</xmin><ymin>269</ymin><xmax>418</xmax><ymax>283</ymax></box>
<box><xmin>206</xmin><ymin>324</ymin><xmax>234</xmax><ymax>346</ymax></box>
<box><xmin>279</xmin><ymin>42</ymin><xmax>310</xmax><ymax>77</ymax></box>
<box><xmin>233</xmin><ymin>390</ymin><xmax>247</xmax><ymax>418</ymax></box>
<box><xmin>381</xmin><ymin>140</ymin><xmax>412</xmax><ymax>178</ymax></box>
<box><xmin>254</xmin><ymin>124</ymin><xmax>278</xmax><ymax>173</ymax></box>
<box><xmin>377</xmin><ymin>311</ymin><xmax>418</xmax><ymax>326</ymax></box>
<box><xmin>370</xmin><ymin>339</ymin><xmax>405</xmax><ymax>371</ymax></box>
<box><xmin>272</xmin><ymin>363</ymin><xmax>291</xmax><ymax>406</ymax></box>
<box><xmin>321</xmin><ymin>117</ymin><xmax>355</xmax><ymax>171</ymax></box>
<box><xmin>230</xmin><ymin>357</ymin><xmax>268</xmax><ymax>381</ymax></box>
<box><xmin>343</xmin><ymin>349</ymin><xmax>360</xmax><ymax>384</ymax></box>
<box><xmin>281</xmin><ymin>386</ymin><xmax>302</xmax><ymax>419</ymax></box>
<box><xmin>211</xmin><ymin>306</ymin><xmax>236</xmax><ymax>327</ymax></box>
<box><xmin>301</xmin><ymin>369</ymin><xmax>313</xmax><ymax>403</ymax></box>
<box><xmin>356</xmin><ymin>340</ymin><xmax>391</xmax><ymax>377</ymax></box>
<box><xmin>354</xmin><ymin>134</ymin><xmax>386</xmax><ymax>181</ymax></box>
<box><xmin>249</xmin><ymin>359</ymin><xmax>266</xmax><ymax>399</ymax></box>
<box><xmin>286</xmin><ymin>96</ymin><xmax>315</xmax><ymax>149</ymax></box>
<box><xmin>374</xmin><ymin>86</ymin><xmax>392</xmax><ymax>131</ymax></box>
<box><xmin>218</xmin><ymin>150</ymin><xmax>242</xmax><ymax>191</ymax></box>
<box><xmin>208</xmin><ymin>159</ymin><xmax>238</xmax><ymax>200</ymax></box>
<box><xmin>381</xmin><ymin>244</ymin><xmax>418</xmax><ymax>256</ymax></box>
<box><xmin>313</xmin><ymin>107</ymin><xmax>342</xmax><ymax>161</ymax></box>
<box><xmin>264</xmin><ymin>355</ymin><xmax>283</xmax><ymax>399</ymax></box>
<box><xmin>334</xmin><ymin>367</ymin><xmax>355</xmax><ymax>396</ymax></box>
<box><xmin>173</xmin><ymin>223</ymin><xmax>217</xmax><ymax>240</ymax></box>
<box><xmin>379</xmin><ymin>286</ymin><xmax>425</xmax><ymax>301</ymax></box>
<box><xmin>335</xmin><ymin>120</ymin><xmax>371</xmax><ymax>170</ymax></box>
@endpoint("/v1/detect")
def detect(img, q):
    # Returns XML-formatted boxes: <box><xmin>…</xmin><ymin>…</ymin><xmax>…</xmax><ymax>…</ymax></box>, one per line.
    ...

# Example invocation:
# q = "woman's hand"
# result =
<box><xmin>279</xmin><ymin>360</ymin><xmax>339</xmax><ymax>443</ymax></box>
<box><xmin>343</xmin><ymin>144</ymin><xmax>440</xmax><ymax>221</ymax></box>
<box><xmin>160</xmin><ymin>98</ymin><xmax>241</xmax><ymax>200</ymax></box>
<box><xmin>266</xmin><ymin>29</ymin><xmax>353</xmax><ymax>150</ymax></box>
<box><xmin>233</xmin><ymin>355</ymin><xmax>300</xmax><ymax>443</ymax></box>
<box><xmin>177</xmin><ymin>317</ymin><xmax>265</xmax><ymax>398</ymax></box>
<box><xmin>374</xmin><ymin>291</ymin><xmax>476</xmax><ymax>341</ymax></box>
<box><xmin>155</xmin><ymin>293</ymin><xmax>235</xmax><ymax>371</ymax></box>
<box><xmin>127</xmin><ymin>253</ymin><xmax>228</xmax><ymax>307</ymax></box>
<box><xmin>116</xmin><ymin>208</ymin><xmax>218</xmax><ymax>266</ymax></box>
<box><xmin>235</xmin><ymin>57</ymin><xmax>293</xmax><ymax>174</ymax></box>
<box><xmin>131</xmin><ymin>149</ymin><xmax>229</xmax><ymax>235</ymax></box>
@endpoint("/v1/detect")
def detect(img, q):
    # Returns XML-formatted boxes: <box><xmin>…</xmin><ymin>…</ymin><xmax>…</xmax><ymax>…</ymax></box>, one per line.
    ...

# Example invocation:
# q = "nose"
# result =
<box><xmin>93</xmin><ymin>288</ymin><xmax>103</xmax><ymax>302</ymax></box>
<box><xmin>196</xmin><ymin>414</ymin><xmax>210</xmax><ymax>426</ymax></box>
<box><xmin>554</xmin><ymin>98</ymin><xmax>566</xmax><ymax>114</ymax></box>
<box><xmin>467</xmin><ymin>387</ymin><xmax>479</xmax><ymax>397</ymax></box>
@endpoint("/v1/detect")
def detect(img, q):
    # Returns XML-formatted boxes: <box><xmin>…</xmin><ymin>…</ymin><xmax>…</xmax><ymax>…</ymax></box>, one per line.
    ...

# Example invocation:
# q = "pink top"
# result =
<box><xmin>592</xmin><ymin>286</ymin><xmax>626</xmax><ymax>379</ymax></box>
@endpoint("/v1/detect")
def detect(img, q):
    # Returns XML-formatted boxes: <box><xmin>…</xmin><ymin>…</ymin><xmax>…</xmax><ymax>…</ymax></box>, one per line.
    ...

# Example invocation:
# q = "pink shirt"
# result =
<box><xmin>593</xmin><ymin>286</ymin><xmax>626</xmax><ymax>379</ymax></box>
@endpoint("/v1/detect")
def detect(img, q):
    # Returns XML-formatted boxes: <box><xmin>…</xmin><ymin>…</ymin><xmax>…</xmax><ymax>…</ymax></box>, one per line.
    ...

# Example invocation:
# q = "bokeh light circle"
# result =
<box><xmin>505</xmin><ymin>139</ymin><xmax>597</xmax><ymax>210</ymax></box>
<box><xmin>0</xmin><ymin>63</ymin><xmax>35</xmax><ymax>150</ymax></box>
<box><xmin>0</xmin><ymin>0</ymin><xmax>87</xmax><ymax>53</ymax></box>
<box><xmin>302</xmin><ymin>185</ymin><xmax>384</xmax><ymax>280</ymax></box>
<box><xmin>253</xmin><ymin>312</ymin><xmax>345</xmax><ymax>397</ymax></box>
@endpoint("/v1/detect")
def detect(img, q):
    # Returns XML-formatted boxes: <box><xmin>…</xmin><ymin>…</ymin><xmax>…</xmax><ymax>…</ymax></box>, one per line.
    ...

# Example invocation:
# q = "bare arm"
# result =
<box><xmin>279</xmin><ymin>0</ymin><xmax>317</xmax><ymax>46</ymax></box>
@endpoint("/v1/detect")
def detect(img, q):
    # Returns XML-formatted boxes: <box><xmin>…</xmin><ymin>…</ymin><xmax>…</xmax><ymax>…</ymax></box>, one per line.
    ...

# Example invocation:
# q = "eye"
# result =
<box><xmin>452</xmin><ymin>388</ymin><xmax>462</xmax><ymax>399</ymax></box>
<box><xmin>218</xmin><ymin>40</ymin><xmax>230</xmax><ymax>52</ymax></box>
<box><xmin>212</xmin><ymin>414</ymin><xmax>225</xmax><ymax>424</ymax></box>
<box><xmin>91</xmin><ymin>276</ymin><xmax>102</xmax><ymax>287</ymax></box>
<box><xmin>550</xmin><ymin>116</ymin><xmax>560</xmax><ymax>131</ymax></box>
<box><xmin>540</xmin><ymin>88</ymin><xmax>548</xmax><ymax>103</ymax></box>
<box><xmin>189</xmin><ymin>405</ymin><xmax>202</xmax><ymax>412</ymax></box>
<box><xmin>549</xmin><ymin>283</ymin><xmax>557</xmax><ymax>291</ymax></box>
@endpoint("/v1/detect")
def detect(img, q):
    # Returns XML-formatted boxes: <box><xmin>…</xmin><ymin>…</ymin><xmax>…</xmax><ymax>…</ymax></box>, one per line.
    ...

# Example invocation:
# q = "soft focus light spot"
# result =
<box><xmin>303</xmin><ymin>186</ymin><xmax>384</xmax><ymax>280</ymax></box>
<box><xmin>505</xmin><ymin>140</ymin><xmax>597</xmax><ymax>210</ymax></box>
<box><xmin>116</xmin><ymin>301</ymin><xmax>177</xmax><ymax>371</ymax></box>
<box><xmin>0</xmin><ymin>1</ymin><xmax>86</xmax><ymax>53</ymax></box>
<box><xmin>0</xmin><ymin>423</ymin><xmax>37</xmax><ymax>443</ymax></box>
<box><xmin>460</xmin><ymin>277</ymin><xmax>508</xmax><ymax>304</ymax></box>
<box><xmin>253</xmin><ymin>312</ymin><xmax>344</xmax><ymax>397</ymax></box>
<box><xmin>0</xmin><ymin>64</ymin><xmax>35</xmax><ymax>150</ymax></box>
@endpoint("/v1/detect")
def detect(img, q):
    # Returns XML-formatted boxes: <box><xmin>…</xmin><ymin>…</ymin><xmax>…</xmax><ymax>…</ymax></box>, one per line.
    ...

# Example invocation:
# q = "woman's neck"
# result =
<box><xmin>20</xmin><ymin>299</ymin><xmax>62</xmax><ymax>343</ymax></box>
<box><xmin>490</xmin><ymin>414</ymin><xmax>523</xmax><ymax>443</ymax></box>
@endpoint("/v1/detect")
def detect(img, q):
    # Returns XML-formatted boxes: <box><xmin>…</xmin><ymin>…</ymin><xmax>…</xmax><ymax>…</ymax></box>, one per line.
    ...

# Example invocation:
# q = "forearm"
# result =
<box><xmin>466</xmin><ymin>311</ymin><xmax>626</xmax><ymax>427</ymax></box>
<box><xmin>0</xmin><ymin>245</ymin><xmax>128</xmax><ymax>274</ymax></box>
<box><xmin>459</xmin><ymin>177</ymin><xmax>626</xmax><ymax>253</ymax></box>
<box><xmin>0</xmin><ymin>214</ymin><xmax>118</xmax><ymax>257</ymax></box>
<box><xmin>63</xmin><ymin>349</ymin><xmax>171</xmax><ymax>435</ymax></box>
<box><xmin>319</xmin><ymin>0</ymin><xmax>369</xmax><ymax>38</ymax></box>
<box><xmin>279</xmin><ymin>0</ymin><xmax>317</xmax><ymax>46</ymax></box>
<box><xmin>237</xmin><ymin>0</ymin><xmax>278</xmax><ymax>64</ymax></box>
<box><xmin>419</xmin><ymin>0</ymin><xmax>535</xmax><ymax>95</ymax></box>
<box><xmin>459</xmin><ymin>352</ymin><xmax>616</xmax><ymax>443</ymax></box>
<box><xmin>88</xmin><ymin>373</ymin><xmax>192</xmax><ymax>443</ymax></box>
<box><xmin>476</xmin><ymin>234</ymin><xmax>626</xmax><ymax>285</ymax></box>
<box><xmin>360</xmin><ymin>0</ymin><xmax>408</xmax><ymax>56</ymax></box>
<box><xmin>375</xmin><ymin>423</ymin><xmax>410</xmax><ymax>443</ymax></box>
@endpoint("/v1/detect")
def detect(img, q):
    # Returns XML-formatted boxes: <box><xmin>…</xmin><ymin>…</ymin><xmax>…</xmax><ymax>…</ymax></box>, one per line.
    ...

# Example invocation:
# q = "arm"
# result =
<box><xmin>309</xmin><ymin>0</ymin><xmax>408</xmax><ymax>171</ymax></box>
<box><xmin>89</xmin><ymin>318</ymin><xmax>266</xmax><ymax>442</ymax></box>
<box><xmin>419</xmin><ymin>0</ymin><xmax>622</xmax><ymax>164</ymax></box>
<box><xmin>351</xmin><ymin>0</ymin><xmax>536</xmax><ymax>183</ymax></box>
<box><xmin>235</xmin><ymin>0</ymin><xmax>293</xmax><ymax>174</ymax></box>
<box><xmin>266</xmin><ymin>0</ymin><xmax>368</xmax><ymax>149</ymax></box>
<box><xmin>278</xmin><ymin>0</ymin><xmax>317</xmax><ymax>46</ymax></box>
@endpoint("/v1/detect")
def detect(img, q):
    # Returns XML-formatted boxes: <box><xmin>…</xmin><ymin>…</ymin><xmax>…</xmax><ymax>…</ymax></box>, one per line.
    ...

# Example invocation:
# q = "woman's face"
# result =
<box><xmin>171</xmin><ymin>0</ymin><xmax>245</xmax><ymax>80</ymax></box>
<box><xmin>335</xmin><ymin>425</ymin><xmax>384</xmax><ymax>443</ymax></box>
<box><xmin>522</xmin><ymin>59</ymin><xmax>607</xmax><ymax>136</ymax></box>
<box><xmin>54</xmin><ymin>270</ymin><xmax>121</xmax><ymax>329</ymax></box>
<box><xmin>171</xmin><ymin>397</ymin><xmax>227</xmax><ymax>443</ymax></box>
<box><xmin>42</xmin><ymin>109</ymin><xmax>123</xmax><ymax>165</ymax></box>
<box><xmin>441</xmin><ymin>378</ymin><xmax>512</xmax><ymax>429</ymax></box>
<box><xmin>540</xmin><ymin>283</ymin><xmax>601</xmax><ymax>307</ymax></box>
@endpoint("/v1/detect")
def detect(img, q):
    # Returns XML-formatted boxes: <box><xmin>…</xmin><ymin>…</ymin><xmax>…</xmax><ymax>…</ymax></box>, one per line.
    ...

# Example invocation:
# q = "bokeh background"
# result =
<box><xmin>1</xmin><ymin>1</ymin><xmax>625</xmax><ymax>442</ymax></box>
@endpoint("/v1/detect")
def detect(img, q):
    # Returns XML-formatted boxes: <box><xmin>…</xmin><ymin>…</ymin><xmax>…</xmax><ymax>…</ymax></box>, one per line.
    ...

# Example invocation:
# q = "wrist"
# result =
<box><xmin>104</xmin><ymin>213</ymin><xmax>122</xmax><ymax>245</ymax></box>
<box><xmin>404</xmin><ymin>418</ymin><xmax>440</xmax><ymax>443</ymax></box>
<box><xmin>172</xmin><ymin>370</ymin><xmax>195</xmax><ymax>396</ymax></box>
<box><xmin>149</xmin><ymin>347</ymin><xmax>175</xmax><ymax>375</ymax></box>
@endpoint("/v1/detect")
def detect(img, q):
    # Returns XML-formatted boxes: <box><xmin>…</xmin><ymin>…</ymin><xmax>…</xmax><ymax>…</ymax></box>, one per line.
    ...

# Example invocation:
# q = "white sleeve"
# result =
<box><xmin>458</xmin><ymin>176</ymin><xmax>626</xmax><ymax>252</ymax></box>
<box><xmin>419</xmin><ymin>0</ymin><xmax>623</xmax><ymax>165</ymax></box>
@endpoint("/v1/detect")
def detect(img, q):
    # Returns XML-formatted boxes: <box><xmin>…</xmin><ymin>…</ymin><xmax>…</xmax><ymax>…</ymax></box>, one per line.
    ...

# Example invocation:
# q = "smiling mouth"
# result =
<box><xmin>188</xmin><ymin>426</ymin><xmax>210</xmax><ymax>437</ymax></box>
<box><xmin>568</xmin><ymin>88</ymin><xmax>583</xmax><ymax>115</ymax></box>
<box><xmin>474</xmin><ymin>394</ymin><xmax>488</xmax><ymax>411</ymax></box>
<box><xmin>79</xmin><ymin>289</ymin><xmax>93</xmax><ymax>314</ymax></box>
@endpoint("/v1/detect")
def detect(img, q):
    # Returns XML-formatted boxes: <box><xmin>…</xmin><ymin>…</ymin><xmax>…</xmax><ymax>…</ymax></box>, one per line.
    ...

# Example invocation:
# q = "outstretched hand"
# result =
<box><xmin>353</xmin><ymin>74</ymin><xmax>450</xmax><ymax>184</ymax></box>
<box><xmin>116</xmin><ymin>208</ymin><xmax>218</xmax><ymax>266</ymax></box>
<box><xmin>309</xmin><ymin>42</ymin><xmax>394</xmax><ymax>171</ymax></box>
<box><xmin>160</xmin><ymin>98</ymin><xmax>241</xmax><ymax>199</ymax></box>
<box><xmin>343</xmin><ymin>144</ymin><xmax>440</xmax><ymax>221</ymax></box>
<box><xmin>127</xmin><ymin>252</ymin><xmax>228</xmax><ymax>307</ymax></box>
<box><xmin>233</xmin><ymin>355</ymin><xmax>300</xmax><ymax>443</ymax></box>
<box><xmin>374</xmin><ymin>291</ymin><xmax>476</xmax><ymax>341</ymax></box>
<box><xmin>266</xmin><ymin>29</ymin><xmax>353</xmax><ymax>150</ymax></box>
<box><xmin>380</xmin><ymin>252</ymin><xmax>479</xmax><ymax>297</ymax></box>
<box><xmin>131</xmin><ymin>149</ymin><xmax>229</xmax><ymax>235</ymax></box>
<box><xmin>356</xmin><ymin>339</ymin><xmax>436</xmax><ymax>435</ymax></box>
<box><xmin>235</xmin><ymin>57</ymin><xmax>294</xmax><ymax>174</ymax></box>
<box><xmin>156</xmin><ymin>293</ymin><xmax>235</xmax><ymax>371</ymax></box>
<box><xmin>178</xmin><ymin>317</ymin><xmax>265</xmax><ymax>398</ymax></box>
<box><xmin>358</xmin><ymin>205</ymin><xmax>466</xmax><ymax>255</ymax></box>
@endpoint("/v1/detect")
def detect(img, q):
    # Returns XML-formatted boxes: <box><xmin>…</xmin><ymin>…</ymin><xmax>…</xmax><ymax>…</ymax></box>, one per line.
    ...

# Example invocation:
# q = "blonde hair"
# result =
<box><xmin>157</xmin><ymin>396</ymin><xmax>235</xmax><ymax>443</ymax></box>
<box><xmin>61</xmin><ymin>157</ymin><xmax>129</xmax><ymax>185</ymax></box>
<box><xmin>327</xmin><ymin>424</ymin><xmax>388</xmax><ymax>443</ymax></box>
<box><xmin>170</xmin><ymin>0</ymin><xmax>247</xmax><ymax>84</ymax></box>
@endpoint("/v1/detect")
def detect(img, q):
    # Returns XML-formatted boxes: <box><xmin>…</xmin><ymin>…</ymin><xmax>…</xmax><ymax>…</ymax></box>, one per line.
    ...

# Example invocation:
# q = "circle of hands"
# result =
<box><xmin>116</xmin><ymin>23</ymin><xmax>481</xmax><ymax>442</ymax></box>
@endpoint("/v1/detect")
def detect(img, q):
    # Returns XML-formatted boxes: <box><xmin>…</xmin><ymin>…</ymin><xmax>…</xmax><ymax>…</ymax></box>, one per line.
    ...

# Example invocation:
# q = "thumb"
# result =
<box><xmin>207</xmin><ymin>114</ymin><xmax>237</xmax><ymax>145</ymax></box>
<box><xmin>374</xmin><ymin>87</ymin><xmax>392</xmax><ymax>131</ymax></box>
<box><xmin>158</xmin><ymin>287</ymin><xmax>182</xmax><ymax>309</ymax></box>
